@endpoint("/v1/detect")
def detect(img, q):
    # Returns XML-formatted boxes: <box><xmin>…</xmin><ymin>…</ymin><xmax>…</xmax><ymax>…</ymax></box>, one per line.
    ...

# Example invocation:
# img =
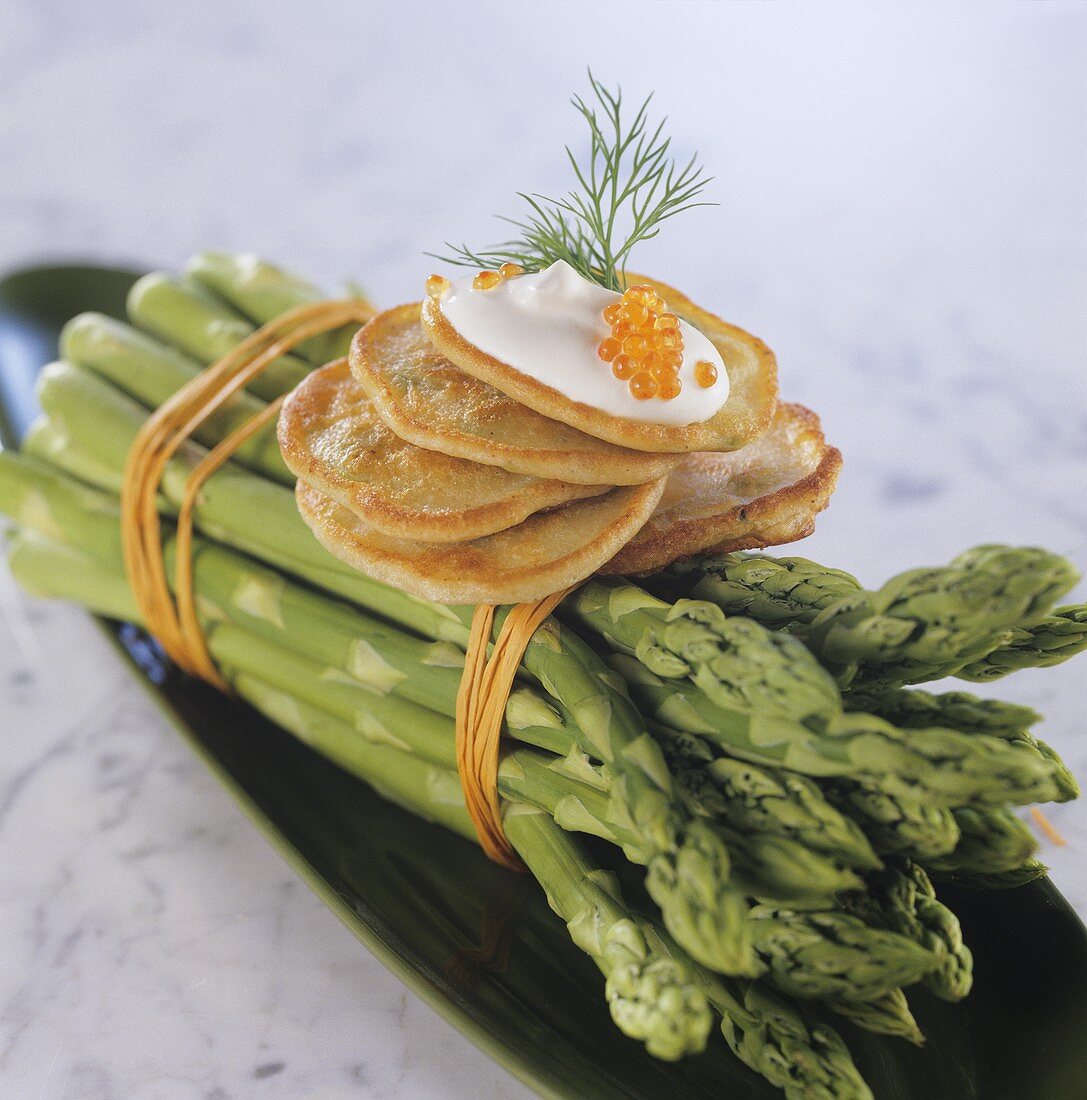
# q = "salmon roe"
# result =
<box><xmin>473</xmin><ymin>270</ymin><xmax>502</xmax><ymax>290</ymax></box>
<box><xmin>694</xmin><ymin>360</ymin><xmax>719</xmax><ymax>388</ymax></box>
<box><xmin>629</xmin><ymin>371</ymin><xmax>658</xmax><ymax>400</ymax></box>
<box><xmin>425</xmin><ymin>273</ymin><xmax>451</xmax><ymax>300</ymax></box>
<box><xmin>499</xmin><ymin>262</ymin><xmax>524</xmax><ymax>278</ymax></box>
<box><xmin>596</xmin><ymin>283</ymin><xmax>697</xmax><ymax>401</ymax></box>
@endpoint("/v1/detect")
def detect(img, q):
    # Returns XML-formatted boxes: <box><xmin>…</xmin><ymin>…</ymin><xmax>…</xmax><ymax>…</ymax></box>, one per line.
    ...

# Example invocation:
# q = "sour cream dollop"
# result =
<box><xmin>439</xmin><ymin>260</ymin><xmax>729</xmax><ymax>426</ymax></box>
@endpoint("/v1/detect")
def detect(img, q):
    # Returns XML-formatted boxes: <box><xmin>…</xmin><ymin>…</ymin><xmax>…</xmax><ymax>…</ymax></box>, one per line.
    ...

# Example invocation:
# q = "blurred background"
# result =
<box><xmin>1</xmin><ymin>3</ymin><xmax>1084</xmax><ymax>1098</ymax></box>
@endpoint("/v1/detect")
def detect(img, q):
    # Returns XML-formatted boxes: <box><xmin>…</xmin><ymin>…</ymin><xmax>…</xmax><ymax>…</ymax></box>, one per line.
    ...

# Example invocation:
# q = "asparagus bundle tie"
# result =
<box><xmin>119</xmin><ymin>298</ymin><xmax>374</xmax><ymax>687</ymax></box>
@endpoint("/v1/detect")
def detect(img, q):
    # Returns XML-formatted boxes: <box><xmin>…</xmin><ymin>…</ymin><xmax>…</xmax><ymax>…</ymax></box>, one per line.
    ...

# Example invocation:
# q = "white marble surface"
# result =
<box><xmin>1</xmin><ymin>2</ymin><xmax>1085</xmax><ymax>1097</ymax></box>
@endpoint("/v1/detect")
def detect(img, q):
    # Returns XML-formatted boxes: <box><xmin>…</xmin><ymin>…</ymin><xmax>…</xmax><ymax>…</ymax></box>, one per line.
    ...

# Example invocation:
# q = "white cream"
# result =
<box><xmin>438</xmin><ymin>260</ymin><xmax>728</xmax><ymax>426</ymax></box>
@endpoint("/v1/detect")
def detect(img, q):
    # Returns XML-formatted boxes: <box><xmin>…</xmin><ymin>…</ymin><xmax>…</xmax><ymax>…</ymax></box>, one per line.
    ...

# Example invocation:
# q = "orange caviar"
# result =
<box><xmin>611</xmin><ymin>354</ymin><xmax>635</xmax><ymax>380</ymax></box>
<box><xmin>596</xmin><ymin>283</ymin><xmax>692</xmax><ymax>400</ymax></box>
<box><xmin>629</xmin><ymin>371</ymin><xmax>658</xmax><ymax>400</ymax></box>
<box><xmin>499</xmin><ymin>262</ymin><xmax>524</xmax><ymax>278</ymax></box>
<box><xmin>473</xmin><ymin>270</ymin><xmax>502</xmax><ymax>290</ymax></box>
<box><xmin>425</xmin><ymin>273</ymin><xmax>451</xmax><ymax>300</ymax></box>
<box><xmin>694</xmin><ymin>360</ymin><xmax>718</xmax><ymax>388</ymax></box>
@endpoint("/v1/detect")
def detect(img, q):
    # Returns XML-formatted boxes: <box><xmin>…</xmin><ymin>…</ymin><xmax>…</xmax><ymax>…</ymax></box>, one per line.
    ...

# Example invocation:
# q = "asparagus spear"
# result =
<box><xmin>2</xmin><ymin>450</ymin><xmax>888</xmax><ymax>912</ymax></box>
<box><xmin>844</xmin><ymin>685</ymin><xmax>1040</xmax><ymax>737</ymax></box>
<box><xmin>32</xmin><ymin>355</ymin><xmax>1074</xmax><ymax>827</ymax></box>
<box><xmin>219</xmin><ymin>623</ymin><xmax>819</xmax><ymax>907</ymax></box>
<box><xmin>824</xmin><ymin>988</ymin><xmax>924</xmax><ymax>1046</ymax></box>
<box><xmin>23</xmin><ymin>415</ymin><xmax>125</xmax><ymax>495</ymax></box>
<box><xmin>842</xmin><ymin>860</ymin><xmax>972</xmax><ymax>1002</ymax></box>
<box><xmin>185</xmin><ymin>251</ymin><xmax>363</xmax><ymax>366</ymax></box>
<box><xmin>126</xmin><ymin>271</ymin><xmax>312</xmax><ymax>401</ymax></box>
<box><xmin>931</xmin><ymin>861</ymin><xmax>1048</xmax><ymax>890</ymax></box>
<box><xmin>845</xmin><ymin>684</ymin><xmax>1078</xmax><ymax>801</ymax></box>
<box><xmin>704</xmin><ymin>977</ymin><xmax>874</xmax><ymax>1100</ymax></box>
<box><xmin>653</xmin><ymin>724</ymin><xmax>880</xmax><ymax>872</ymax></box>
<box><xmin>503</xmin><ymin>804</ymin><xmax>714</xmax><ymax>1060</ymax></box>
<box><xmin>824</xmin><ymin>781</ymin><xmax>961</xmax><ymax>862</ymax></box>
<box><xmin>0</xmin><ymin>508</ymin><xmax>1038</xmax><ymax>1073</ymax></box>
<box><xmin>662</xmin><ymin>552</ymin><xmax>863</xmax><ymax>628</ymax></box>
<box><xmin>748</xmin><ymin>905</ymin><xmax>938</xmax><ymax>1003</ymax></box>
<box><xmin>957</xmin><ymin>605</ymin><xmax>1087</xmax><ymax>680</ymax></box>
<box><xmin>0</xmin><ymin>447</ymin><xmax>888</xmax><ymax>897</ymax></box>
<box><xmin>59</xmin><ymin>313</ymin><xmax>290</xmax><ymax>483</ymax></box>
<box><xmin>675</xmin><ymin>547</ymin><xmax>1079</xmax><ymax>689</ymax></box>
<box><xmin>505</xmin><ymin>809</ymin><xmax>874</xmax><ymax>1099</ymax></box>
<box><xmin>923</xmin><ymin>807</ymin><xmax>1038</xmax><ymax>876</ymax></box>
<box><xmin>219</xmin><ymin>667</ymin><xmax>874</xmax><ymax>1089</ymax></box>
<box><xmin>487</xmin><ymin>608</ymin><xmax>759</xmax><ymax>975</ymax></box>
<box><xmin>14</xmin><ymin>525</ymin><xmax>902</xmax><ymax>1011</ymax></box>
<box><xmin>571</xmin><ymin>582</ymin><xmax>1063</xmax><ymax>807</ymax></box>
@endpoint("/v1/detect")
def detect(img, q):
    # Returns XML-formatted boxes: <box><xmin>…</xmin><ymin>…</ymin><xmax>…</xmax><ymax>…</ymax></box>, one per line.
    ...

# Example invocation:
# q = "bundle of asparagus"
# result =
<box><xmin>3</xmin><ymin>251</ymin><xmax>1084</xmax><ymax>1100</ymax></box>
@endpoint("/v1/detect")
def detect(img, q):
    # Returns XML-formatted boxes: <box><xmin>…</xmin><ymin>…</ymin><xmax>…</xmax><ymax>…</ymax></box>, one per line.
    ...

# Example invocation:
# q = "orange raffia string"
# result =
<box><xmin>456</xmin><ymin>586</ymin><xmax>579</xmax><ymax>871</ymax></box>
<box><xmin>1030</xmin><ymin>806</ymin><xmax>1067</xmax><ymax>847</ymax></box>
<box><xmin>121</xmin><ymin>298</ymin><xmax>374</xmax><ymax>690</ymax></box>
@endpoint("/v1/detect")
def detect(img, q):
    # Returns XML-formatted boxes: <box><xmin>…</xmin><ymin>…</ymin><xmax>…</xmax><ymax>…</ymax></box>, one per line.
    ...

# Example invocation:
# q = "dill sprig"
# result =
<box><xmin>431</xmin><ymin>72</ymin><xmax>715</xmax><ymax>291</ymax></box>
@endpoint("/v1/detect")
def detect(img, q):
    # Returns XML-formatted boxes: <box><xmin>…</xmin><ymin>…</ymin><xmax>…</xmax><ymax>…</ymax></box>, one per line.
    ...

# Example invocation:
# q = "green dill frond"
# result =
<box><xmin>429</xmin><ymin>71</ymin><xmax>715</xmax><ymax>291</ymax></box>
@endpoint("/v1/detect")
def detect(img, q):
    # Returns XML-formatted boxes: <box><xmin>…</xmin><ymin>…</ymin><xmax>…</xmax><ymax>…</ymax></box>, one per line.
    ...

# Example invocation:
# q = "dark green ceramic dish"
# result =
<box><xmin>2</xmin><ymin>263</ymin><xmax>1086</xmax><ymax>1099</ymax></box>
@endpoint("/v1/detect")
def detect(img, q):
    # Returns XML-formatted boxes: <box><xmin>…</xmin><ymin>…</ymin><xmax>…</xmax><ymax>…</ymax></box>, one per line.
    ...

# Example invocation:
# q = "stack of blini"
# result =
<box><xmin>280</xmin><ymin>276</ymin><xmax>841</xmax><ymax>604</ymax></box>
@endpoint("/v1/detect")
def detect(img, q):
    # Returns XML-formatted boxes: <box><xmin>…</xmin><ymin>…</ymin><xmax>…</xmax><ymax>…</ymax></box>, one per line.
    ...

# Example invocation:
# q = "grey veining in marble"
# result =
<box><xmin>0</xmin><ymin>2</ymin><xmax>1084</xmax><ymax>1097</ymax></box>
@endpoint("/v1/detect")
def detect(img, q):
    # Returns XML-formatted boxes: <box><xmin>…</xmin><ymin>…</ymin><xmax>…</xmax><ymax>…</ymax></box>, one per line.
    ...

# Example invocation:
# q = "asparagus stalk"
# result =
<box><xmin>957</xmin><ymin>605</ymin><xmax>1087</xmax><ymax>680</ymax></box>
<box><xmin>747</xmin><ymin>905</ymin><xmax>938</xmax><ymax>1003</ymax></box>
<box><xmin>0</xmin><ymin>446</ymin><xmax>886</xmax><ymax>893</ymax></box>
<box><xmin>574</xmin><ymin>586</ymin><xmax>1063</xmax><ymax>807</ymax></box>
<box><xmin>846</xmin><ymin>685</ymin><xmax>1079</xmax><ymax>802</ymax></box>
<box><xmin>17</xmin><ymin>528</ymin><xmax>896</xmax><ymax>1013</ymax></box>
<box><xmin>486</xmin><ymin>607</ymin><xmax>760</xmax><ymax>975</ymax></box>
<box><xmin>222</xmin><ymin>674</ymin><xmax>721</xmax><ymax>1064</ymax></box>
<box><xmin>1</xmin><ymin>451</ymin><xmax>886</xmax><ymax>912</ymax></box>
<box><xmin>59</xmin><ymin>313</ymin><xmax>290</xmax><ymax>483</ymax></box>
<box><xmin>505</xmin><ymin>808</ymin><xmax>873</xmax><ymax>1097</ymax></box>
<box><xmin>7</xmin><ymin>531</ymin><xmax>477</xmax><ymax>841</ymax></box>
<box><xmin>653</xmin><ymin>724</ymin><xmax>880</xmax><ymax>872</ymax></box>
<box><xmin>661</xmin><ymin>552</ymin><xmax>863</xmax><ymax>627</ymax></box>
<box><xmin>842</xmin><ymin>861</ymin><xmax>972</xmax><ymax>1002</ymax></box>
<box><xmin>931</xmin><ymin>861</ymin><xmax>1048</xmax><ymax>890</ymax></box>
<box><xmin>674</xmin><ymin>548</ymin><xmax>1079</xmax><ymax>689</ymax></box>
<box><xmin>211</xmin><ymin>663</ymin><xmax>888</xmax><ymax>1086</ymax></box>
<box><xmin>844</xmin><ymin>685</ymin><xmax>1041</xmax><ymax>736</ymax></box>
<box><xmin>824</xmin><ymin>782</ymin><xmax>961</xmax><ymax>862</ymax></box>
<box><xmin>651</xmin><ymin>730</ymin><xmax>868</xmax><ymax>898</ymax></box>
<box><xmin>185</xmin><ymin>251</ymin><xmax>363</xmax><ymax>366</ymax></box>
<box><xmin>126</xmin><ymin>272</ymin><xmax>313</xmax><ymax>401</ymax></box>
<box><xmin>219</xmin><ymin>624</ymin><xmax>815</xmax><ymax>907</ymax></box>
<box><xmin>34</xmin><ymin>357</ymin><xmax>1078</xmax><ymax>826</ymax></box>
<box><xmin>824</xmin><ymin>988</ymin><xmax>924</xmax><ymax>1046</ymax></box>
<box><xmin>21</xmin><ymin>417</ymin><xmax>126</xmax><ymax>496</ymax></box>
<box><xmin>503</xmin><ymin>804</ymin><xmax>714</xmax><ymax>1060</ymax></box>
<box><xmin>32</xmin><ymin>373</ymin><xmax>764</xmax><ymax>974</ymax></box>
<box><xmin>703</xmin><ymin>976</ymin><xmax>874</xmax><ymax>1100</ymax></box>
<box><xmin>923</xmin><ymin>807</ymin><xmax>1038</xmax><ymax>876</ymax></box>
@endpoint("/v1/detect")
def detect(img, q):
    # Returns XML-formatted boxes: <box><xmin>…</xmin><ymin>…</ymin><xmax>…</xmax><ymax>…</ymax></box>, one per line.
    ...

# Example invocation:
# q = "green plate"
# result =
<box><xmin>3</xmin><ymin>263</ymin><xmax>1086</xmax><ymax>1099</ymax></box>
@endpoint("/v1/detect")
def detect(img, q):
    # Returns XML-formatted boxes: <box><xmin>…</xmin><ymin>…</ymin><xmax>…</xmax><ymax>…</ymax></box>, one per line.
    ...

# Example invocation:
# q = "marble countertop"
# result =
<box><xmin>1</xmin><ymin>2</ymin><xmax>1084</xmax><ymax>1097</ymax></box>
